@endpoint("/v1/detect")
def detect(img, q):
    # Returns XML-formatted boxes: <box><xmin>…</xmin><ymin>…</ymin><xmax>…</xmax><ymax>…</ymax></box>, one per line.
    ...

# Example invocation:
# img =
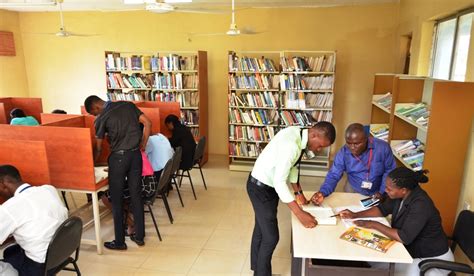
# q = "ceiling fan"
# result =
<box><xmin>123</xmin><ymin>0</ymin><xmax>229</xmax><ymax>14</ymax></box>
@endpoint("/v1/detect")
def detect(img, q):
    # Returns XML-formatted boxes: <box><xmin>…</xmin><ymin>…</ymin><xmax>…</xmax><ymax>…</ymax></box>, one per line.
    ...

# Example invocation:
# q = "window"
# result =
<box><xmin>431</xmin><ymin>10</ymin><xmax>473</xmax><ymax>81</ymax></box>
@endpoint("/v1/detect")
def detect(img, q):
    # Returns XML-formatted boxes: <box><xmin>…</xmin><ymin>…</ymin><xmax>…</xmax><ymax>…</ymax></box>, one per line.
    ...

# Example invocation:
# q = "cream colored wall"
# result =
<box><xmin>0</xmin><ymin>10</ymin><xmax>29</xmax><ymax>97</ymax></box>
<box><xmin>17</xmin><ymin>3</ymin><xmax>399</xmax><ymax>155</ymax></box>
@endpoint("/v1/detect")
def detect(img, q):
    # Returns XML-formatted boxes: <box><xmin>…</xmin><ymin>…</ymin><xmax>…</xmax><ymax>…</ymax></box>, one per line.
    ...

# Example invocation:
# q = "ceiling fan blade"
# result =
<box><xmin>66</xmin><ymin>32</ymin><xmax>100</xmax><ymax>37</ymax></box>
<box><xmin>240</xmin><ymin>26</ymin><xmax>266</xmax><ymax>35</ymax></box>
<box><xmin>173</xmin><ymin>7</ymin><xmax>230</xmax><ymax>14</ymax></box>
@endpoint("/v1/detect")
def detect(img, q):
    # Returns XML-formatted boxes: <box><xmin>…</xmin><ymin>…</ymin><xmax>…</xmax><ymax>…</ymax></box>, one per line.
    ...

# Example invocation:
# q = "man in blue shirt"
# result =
<box><xmin>312</xmin><ymin>123</ymin><xmax>396</xmax><ymax>205</ymax></box>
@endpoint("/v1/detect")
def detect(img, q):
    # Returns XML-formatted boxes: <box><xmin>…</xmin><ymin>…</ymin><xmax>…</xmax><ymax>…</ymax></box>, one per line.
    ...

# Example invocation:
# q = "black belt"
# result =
<box><xmin>248</xmin><ymin>174</ymin><xmax>273</xmax><ymax>190</ymax></box>
<box><xmin>113</xmin><ymin>147</ymin><xmax>139</xmax><ymax>155</ymax></box>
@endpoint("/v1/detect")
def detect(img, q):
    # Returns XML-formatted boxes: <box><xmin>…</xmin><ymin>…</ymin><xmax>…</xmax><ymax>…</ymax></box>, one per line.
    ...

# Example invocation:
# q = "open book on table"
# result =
<box><xmin>302</xmin><ymin>205</ymin><xmax>337</xmax><ymax>225</ymax></box>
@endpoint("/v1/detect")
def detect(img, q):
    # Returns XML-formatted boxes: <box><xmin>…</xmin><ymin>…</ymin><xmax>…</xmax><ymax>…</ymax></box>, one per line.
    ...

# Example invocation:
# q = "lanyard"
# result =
<box><xmin>18</xmin><ymin>185</ymin><xmax>33</xmax><ymax>194</ymax></box>
<box><xmin>354</xmin><ymin>139</ymin><xmax>373</xmax><ymax>181</ymax></box>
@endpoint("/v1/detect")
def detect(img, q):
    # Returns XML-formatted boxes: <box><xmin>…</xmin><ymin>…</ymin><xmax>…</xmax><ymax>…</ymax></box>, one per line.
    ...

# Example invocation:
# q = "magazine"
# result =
<box><xmin>340</xmin><ymin>227</ymin><xmax>395</xmax><ymax>253</ymax></box>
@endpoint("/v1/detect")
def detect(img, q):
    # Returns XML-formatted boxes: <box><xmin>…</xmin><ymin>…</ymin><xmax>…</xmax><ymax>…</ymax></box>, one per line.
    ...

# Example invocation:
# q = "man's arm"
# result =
<box><xmin>318</xmin><ymin>149</ymin><xmax>346</xmax><ymax>196</ymax></box>
<box><xmin>94</xmin><ymin>138</ymin><xmax>103</xmax><ymax>164</ymax></box>
<box><xmin>139</xmin><ymin>114</ymin><xmax>152</xmax><ymax>151</ymax></box>
<box><xmin>0</xmin><ymin>209</ymin><xmax>16</xmax><ymax>245</ymax></box>
<box><xmin>380</xmin><ymin>143</ymin><xmax>396</xmax><ymax>193</ymax></box>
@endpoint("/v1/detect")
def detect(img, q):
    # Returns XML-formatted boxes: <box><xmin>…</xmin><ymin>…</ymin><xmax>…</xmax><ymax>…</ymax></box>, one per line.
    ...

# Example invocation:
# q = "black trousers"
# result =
<box><xmin>3</xmin><ymin>244</ymin><xmax>45</xmax><ymax>276</ymax></box>
<box><xmin>108</xmin><ymin>149</ymin><xmax>144</xmax><ymax>244</ymax></box>
<box><xmin>247</xmin><ymin>174</ymin><xmax>280</xmax><ymax>276</ymax></box>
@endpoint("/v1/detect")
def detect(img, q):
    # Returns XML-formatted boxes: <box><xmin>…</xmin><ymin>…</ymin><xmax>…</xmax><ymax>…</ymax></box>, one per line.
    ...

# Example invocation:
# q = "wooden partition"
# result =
<box><xmin>41</xmin><ymin>113</ymin><xmax>83</xmax><ymax>125</ymax></box>
<box><xmin>138</xmin><ymin>106</ymin><xmax>161</xmax><ymax>135</ymax></box>
<box><xmin>0</xmin><ymin>97</ymin><xmax>43</xmax><ymax>124</ymax></box>
<box><xmin>136</xmin><ymin>101</ymin><xmax>180</xmax><ymax>137</ymax></box>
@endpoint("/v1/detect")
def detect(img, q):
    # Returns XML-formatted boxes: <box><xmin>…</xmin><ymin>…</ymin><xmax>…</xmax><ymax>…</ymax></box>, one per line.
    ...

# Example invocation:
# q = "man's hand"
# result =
<box><xmin>354</xmin><ymin>220</ymin><xmax>377</xmax><ymax>229</ymax></box>
<box><xmin>295</xmin><ymin>193</ymin><xmax>309</xmax><ymax>205</ymax></box>
<box><xmin>296</xmin><ymin>210</ymin><xmax>318</xmax><ymax>228</ymax></box>
<box><xmin>339</xmin><ymin>209</ymin><xmax>357</xmax><ymax>219</ymax></box>
<box><xmin>310</xmin><ymin>192</ymin><xmax>324</xmax><ymax>206</ymax></box>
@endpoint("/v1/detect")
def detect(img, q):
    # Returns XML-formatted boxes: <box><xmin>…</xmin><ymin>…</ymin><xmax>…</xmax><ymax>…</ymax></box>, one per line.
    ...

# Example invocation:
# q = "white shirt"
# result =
<box><xmin>145</xmin><ymin>133</ymin><xmax>175</xmax><ymax>172</ymax></box>
<box><xmin>0</xmin><ymin>184</ymin><xmax>68</xmax><ymax>263</ymax></box>
<box><xmin>251</xmin><ymin>127</ymin><xmax>308</xmax><ymax>203</ymax></box>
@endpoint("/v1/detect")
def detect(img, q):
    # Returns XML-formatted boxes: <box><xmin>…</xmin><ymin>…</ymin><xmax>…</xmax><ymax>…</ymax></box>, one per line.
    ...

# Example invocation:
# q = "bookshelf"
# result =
<box><xmin>227</xmin><ymin>51</ymin><xmax>336</xmax><ymax>176</ymax></box>
<box><xmin>104</xmin><ymin>51</ymin><xmax>208</xmax><ymax>146</ymax></box>
<box><xmin>371</xmin><ymin>74</ymin><xmax>474</xmax><ymax>234</ymax></box>
<box><xmin>370</xmin><ymin>74</ymin><xmax>396</xmax><ymax>141</ymax></box>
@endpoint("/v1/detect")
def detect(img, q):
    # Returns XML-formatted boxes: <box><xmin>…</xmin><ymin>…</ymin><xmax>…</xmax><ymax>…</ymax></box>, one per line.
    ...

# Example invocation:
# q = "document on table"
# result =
<box><xmin>94</xmin><ymin>166</ymin><xmax>108</xmax><ymax>183</ymax></box>
<box><xmin>302</xmin><ymin>205</ymin><xmax>337</xmax><ymax>225</ymax></box>
<box><xmin>334</xmin><ymin>206</ymin><xmax>390</xmax><ymax>228</ymax></box>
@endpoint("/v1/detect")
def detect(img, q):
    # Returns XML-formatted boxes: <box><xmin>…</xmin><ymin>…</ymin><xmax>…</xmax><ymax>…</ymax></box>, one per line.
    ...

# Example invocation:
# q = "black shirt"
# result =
<box><xmin>378</xmin><ymin>186</ymin><xmax>449</xmax><ymax>258</ymax></box>
<box><xmin>169</xmin><ymin>126</ymin><xmax>196</xmax><ymax>170</ymax></box>
<box><xmin>95</xmin><ymin>101</ymin><xmax>143</xmax><ymax>152</ymax></box>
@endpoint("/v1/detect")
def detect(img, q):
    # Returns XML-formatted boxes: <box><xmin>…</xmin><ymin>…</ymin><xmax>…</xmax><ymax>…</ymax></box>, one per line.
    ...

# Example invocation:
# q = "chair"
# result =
<box><xmin>418</xmin><ymin>210</ymin><xmax>474</xmax><ymax>276</ymax></box>
<box><xmin>178</xmin><ymin>136</ymin><xmax>208</xmax><ymax>200</ymax></box>
<box><xmin>170</xmin><ymin>147</ymin><xmax>184</xmax><ymax>207</ymax></box>
<box><xmin>44</xmin><ymin>216</ymin><xmax>83</xmax><ymax>276</ymax></box>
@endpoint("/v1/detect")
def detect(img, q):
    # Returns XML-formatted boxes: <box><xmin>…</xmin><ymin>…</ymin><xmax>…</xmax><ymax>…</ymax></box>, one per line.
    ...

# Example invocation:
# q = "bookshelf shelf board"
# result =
<box><xmin>229</xmin><ymin>155</ymin><xmax>258</xmax><ymax>159</ymax></box>
<box><xmin>152</xmin><ymin>70</ymin><xmax>198</xmax><ymax>73</ymax></box>
<box><xmin>280</xmin><ymin>107</ymin><xmax>332</xmax><ymax>111</ymax></box>
<box><xmin>115</xmin><ymin>69</ymin><xmax>152</xmax><ymax>75</ymax></box>
<box><xmin>229</xmin><ymin>71</ymin><xmax>280</xmax><ymax>74</ymax></box>
<box><xmin>390</xmin><ymin>140</ymin><xmax>423</xmax><ymax>172</ymax></box>
<box><xmin>229</xmin><ymin>106</ymin><xmax>278</xmax><ymax>110</ymax></box>
<box><xmin>230</xmin><ymin>123</ymin><xmax>278</xmax><ymax>127</ymax></box>
<box><xmin>180</xmin><ymin>107</ymin><xmax>199</xmax><ymax>110</ymax></box>
<box><xmin>281</xmin><ymin>71</ymin><xmax>335</xmax><ymax>75</ymax></box>
<box><xmin>280</xmin><ymin>89</ymin><xmax>333</xmax><ymax>93</ymax></box>
<box><xmin>152</xmin><ymin>88</ymin><xmax>199</xmax><ymax>92</ymax></box>
<box><xmin>185</xmin><ymin>124</ymin><xmax>199</xmax><ymax>127</ymax></box>
<box><xmin>371</xmin><ymin>101</ymin><xmax>391</xmax><ymax>114</ymax></box>
<box><xmin>230</xmin><ymin>89</ymin><xmax>280</xmax><ymax>92</ymax></box>
<box><xmin>394</xmin><ymin>103</ymin><xmax>428</xmax><ymax>132</ymax></box>
<box><xmin>229</xmin><ymin>139</ymin><xmax>270</xmax><ymax>143</ymax></box>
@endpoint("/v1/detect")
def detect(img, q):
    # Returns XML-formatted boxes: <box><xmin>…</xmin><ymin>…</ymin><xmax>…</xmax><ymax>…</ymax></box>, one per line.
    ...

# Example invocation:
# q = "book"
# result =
<box><xmin>340</xmin><ymin>227</ymin><xmax>396</xmax><ymax>253</ymax></box>
<box><xmin>301</xmin><ymin>205</ymin><xmax>337</xmax><ymax>225</ymax></box>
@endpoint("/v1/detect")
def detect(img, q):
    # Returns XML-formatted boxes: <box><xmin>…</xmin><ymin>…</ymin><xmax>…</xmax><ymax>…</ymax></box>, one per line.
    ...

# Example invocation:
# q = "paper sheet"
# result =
<box><xmin>94</xmin><ymin>166</ymin><xmax>108</xmax><ymax>183</ymax></box>
<box><xmin>334</xmin><ymin>206</ymin><xmax>390</xmax><ymax>228</ymax></box>
<box><xmin>302</xmin><ymin>205</ymin><xmax>337</xmax><ymax>225</ymax></box>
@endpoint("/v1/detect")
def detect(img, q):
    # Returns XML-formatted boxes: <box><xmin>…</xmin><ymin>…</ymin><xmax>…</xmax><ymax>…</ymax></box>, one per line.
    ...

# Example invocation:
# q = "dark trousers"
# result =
<box><xmin>247</xmin><ymin>174</ymin><xmax>280</xmax><ymax>276</ymax></box>
<box><xmin>3</xmin><ymin>244</ymin><xmax>45</xmax><ymax>276</ymax></box>
<box><xmin>108</xmin><ymin>149</ymin><xmax>144</xmax><ymax>244</ymax></box>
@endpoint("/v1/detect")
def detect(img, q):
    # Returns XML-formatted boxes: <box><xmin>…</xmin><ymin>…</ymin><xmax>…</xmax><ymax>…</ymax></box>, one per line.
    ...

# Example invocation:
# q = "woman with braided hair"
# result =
<box><xmin>339</xmin><ymin>167</ymin><xmax>454</xmax><ymax>275</ymax></box>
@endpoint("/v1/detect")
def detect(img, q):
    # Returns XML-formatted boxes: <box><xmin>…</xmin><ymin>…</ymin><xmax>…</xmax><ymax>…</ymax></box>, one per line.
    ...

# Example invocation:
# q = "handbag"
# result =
<box><xmin>141</xmin><ymin>150</ymin><xmax>154</xmax><ymax>176</ymax></box>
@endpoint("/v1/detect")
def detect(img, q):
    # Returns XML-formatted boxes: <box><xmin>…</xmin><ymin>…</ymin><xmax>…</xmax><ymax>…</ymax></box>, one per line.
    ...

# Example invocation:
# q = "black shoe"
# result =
<box><xmin>130</xmin><ymin>234</ymin><xmax>145</xmax><ymax>246</ymax></box>
<box><xmin>104</xmin><ymin>240</ymin><xmax>127</xmax><ymax>250</ymax></box>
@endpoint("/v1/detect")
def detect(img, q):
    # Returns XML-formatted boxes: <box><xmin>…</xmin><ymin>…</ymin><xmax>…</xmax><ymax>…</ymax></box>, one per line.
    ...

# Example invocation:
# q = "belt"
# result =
<box><xmin>113</xmin><ymin>147</ymin><xmax>139</xmax><ymax>155</ymax></box>
<box><xmin>248</xmin><ymin>174</ymin><xmax>272</xmax><ymax>189</ymax></box>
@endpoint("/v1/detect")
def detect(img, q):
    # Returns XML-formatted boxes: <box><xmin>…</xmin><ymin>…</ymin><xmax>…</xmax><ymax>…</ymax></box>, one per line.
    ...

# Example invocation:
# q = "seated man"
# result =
<box><xmin>145</xmin><ymin>133</ymin><xmax>174</xmax><ymax>181</ymax></box>
<box><xmin>0</xmin><ymin>165</ymin><xmax>68</xmax><ymax>275</ymax></box>
<box><xmin>9</xmin><ymin>108</ymin><xmax>39</xmax><ymax>126</ymax></box>
<box><xmin>312</xmin><ymin>123</ymin><xmax>395</xmax><ymax>205</ymax></box>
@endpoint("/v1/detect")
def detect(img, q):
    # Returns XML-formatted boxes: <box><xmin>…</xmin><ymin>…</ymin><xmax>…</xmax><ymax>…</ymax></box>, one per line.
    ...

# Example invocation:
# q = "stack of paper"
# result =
<box><xmin>302</xmin><ymin>205</ymin><xmax>337</xmax><ymax>225</ymax></box>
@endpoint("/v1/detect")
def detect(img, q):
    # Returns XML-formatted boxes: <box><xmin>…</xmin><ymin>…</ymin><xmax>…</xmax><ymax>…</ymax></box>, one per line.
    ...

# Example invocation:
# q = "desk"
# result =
<box><xmin>291</xmin><ymin>192</ymin><xmax>413</xmax><ymax>276</ymax></box>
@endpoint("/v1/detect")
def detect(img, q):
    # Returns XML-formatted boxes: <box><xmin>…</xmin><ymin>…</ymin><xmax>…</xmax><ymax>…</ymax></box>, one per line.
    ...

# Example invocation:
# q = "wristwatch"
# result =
<box><xmin>294</xmin><ymin>190</ymin><xmax>303</xmax><ymax>196</ymax></box>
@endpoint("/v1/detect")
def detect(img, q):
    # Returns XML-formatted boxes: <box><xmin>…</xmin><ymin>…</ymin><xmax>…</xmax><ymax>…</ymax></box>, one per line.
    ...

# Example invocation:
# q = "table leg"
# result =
<box><xmin>91</xmin><ymin>191</ymin><xmax>103</xmax><ymax>255</ymax></box>
<box><xmin>389</xmin><ymin>263</ymin><xmax>394</xmax><ymax>276</ymax></box>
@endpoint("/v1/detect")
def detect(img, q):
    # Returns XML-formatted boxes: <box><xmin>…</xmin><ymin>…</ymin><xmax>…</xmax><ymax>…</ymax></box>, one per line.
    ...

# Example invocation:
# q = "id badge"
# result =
<box><xmin>361</xmin><ymin>181</ymin><xmax>373</xmax><ymax>189</ymax></box>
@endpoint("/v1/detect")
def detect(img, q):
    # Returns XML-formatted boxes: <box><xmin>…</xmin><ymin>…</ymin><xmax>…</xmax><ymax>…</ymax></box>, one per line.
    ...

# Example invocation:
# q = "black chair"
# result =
<box><xmin>178</xmin><ymin>136</ymin><xmax>208</xmax><ymax>200</ymax></box>
<box><xmin>44</xmin><ymin>216</ymin><xmax>83</xmax><ymax>276</ymax></box>
<box><xmin>156</xmin><ymin>159</ymin><xmax>175</xmax><ymax>224</ymax></box>
<box><xmin>419</xmin><ymin>210</ymin><xmax>474</xmax><ymax>276</ymax></box>
<box><xmin>170</xmin><ymin>147</ymin><xmax>184</xmax><ymax>207</ymax></box>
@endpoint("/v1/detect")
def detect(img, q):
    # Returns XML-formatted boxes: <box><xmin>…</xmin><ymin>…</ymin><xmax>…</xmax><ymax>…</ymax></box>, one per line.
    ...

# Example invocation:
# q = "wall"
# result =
<box><xmin>0</xmin><ymin>10</ymin><xmax>29</xmax><ymax>97</ymax></box>
<box><xmin>17</xmin><ymin>3</ymin><xmax>399</xmax><ymax>155</ymax></box>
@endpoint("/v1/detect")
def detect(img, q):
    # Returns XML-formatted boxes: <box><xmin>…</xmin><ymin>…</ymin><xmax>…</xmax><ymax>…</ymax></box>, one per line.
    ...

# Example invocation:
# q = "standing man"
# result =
<box><xmin>84</xmin><ymin>95</ymin><xmax>151</xmax><ymax>250</ymax></box>
<box><xmin>248</xmin><ymin>122</ymin><xmax>336</xmax><ymax>276</ymax></box>
<box><xmin>311</xmin><ymin>123</ymin><xmax>396</xmax><ymax>205</ymax></box>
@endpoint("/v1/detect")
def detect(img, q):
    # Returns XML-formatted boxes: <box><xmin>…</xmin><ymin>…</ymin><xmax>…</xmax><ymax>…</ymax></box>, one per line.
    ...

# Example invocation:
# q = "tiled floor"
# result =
<box><xmin>62</xmin><ymin>155</ymin><xmax>326</xmax><ymax>276</ymax></box>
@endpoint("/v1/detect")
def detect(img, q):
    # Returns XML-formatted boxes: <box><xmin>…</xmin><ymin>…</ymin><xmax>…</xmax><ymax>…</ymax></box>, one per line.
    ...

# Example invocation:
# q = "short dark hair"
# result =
<box><xmin>10</xmin><ymin>108</ymin><xmax>26</xmax><ymax>118</ymax></box>
<box><xmin>345</xmin><ymin>123</ymin><xmax>366</xmax><ymax>137</ymax></box>
<box><xmin>51</xmin><ymin>109</ymin><xmax>67</xmax><ymax>114</ymax></box>
<box><xmin>313</xmin><ymin>121</ymin><xmax>336</xmax><ymax>144</ymax></box>
<box><xmin>388</xmin><ymin>167</ymin><xmax>429</xmax><ymax>190</ymax></box>
<box><xmin>84</xmin><ymin>95</ymin><xmax>103</xmax><ymax>114</ymax></box>
<box><xmin>164</xmin><ymin>114</ymin><xmax>182</xmax><ymax>128</ymax></box>
<box><xmin>0</xmin><ymin>165</ymin><xmax>22</xmax><ymax>183</ymax></box>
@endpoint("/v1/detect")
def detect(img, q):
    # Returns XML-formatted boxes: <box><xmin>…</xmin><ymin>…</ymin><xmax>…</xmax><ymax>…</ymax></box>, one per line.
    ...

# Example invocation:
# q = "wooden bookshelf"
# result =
<box><xmin>373</xmin><ymin>74</ymin><xmax>474</xmax><ymax>234</ymax></box>
<box><xmin>104</xmin><ymin>51</ymin><xmax>208</xmax><ymax>161</ymax></box>
<box><xmin>370</xmin><ymin>74</ymin><xmax>396</xmax><ymax>140</ymax></box>
<box><xmin>227</xmin><ymin>50</ymin><xmax>336</xmax><ymax>177</ymax></box>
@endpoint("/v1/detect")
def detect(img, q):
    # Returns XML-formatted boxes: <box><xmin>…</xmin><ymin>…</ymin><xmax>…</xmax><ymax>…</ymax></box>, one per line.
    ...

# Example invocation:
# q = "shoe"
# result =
<box><xmin>130</xmin><ymin>234</ymin><xmax>145</xmax><ymax>246</ymax></box>
<box><xmin>104</xmin><ymin>240</ymin><xmax>127</xmax><ymax>250</ymax></box>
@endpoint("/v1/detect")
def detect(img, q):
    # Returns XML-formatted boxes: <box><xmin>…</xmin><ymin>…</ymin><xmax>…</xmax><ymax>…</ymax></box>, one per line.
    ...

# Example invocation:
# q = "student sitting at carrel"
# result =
<box><xmin>164</xmin><ymin>114</ymin><xmax>196</xmax><ymax>171</ymax></box>
<box><xmin>9</xmin><ymin>108</ymin><xmax>39</xmax><ymax>126</ymax></box>
<box><xmin>339</xmin><ymin>167</ymin><xmax>454</xmax><ymax>276</ymax></box>
<box><xmin>0</xmin><ymin>165</ymin><xmax>68</xmax><ymax>276</ymax></box>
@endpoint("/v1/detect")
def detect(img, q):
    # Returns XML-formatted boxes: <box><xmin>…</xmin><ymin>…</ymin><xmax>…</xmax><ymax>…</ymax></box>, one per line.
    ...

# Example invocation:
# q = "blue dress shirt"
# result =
<box><xmin>145</xmin><ymin>134</ymin><xmax>174</xmax><ymax>172</ymax></box>
<box><xmin>319</xmin><ymin>138</ymin><xmax>396</xmax><ymax>196</ymax></box>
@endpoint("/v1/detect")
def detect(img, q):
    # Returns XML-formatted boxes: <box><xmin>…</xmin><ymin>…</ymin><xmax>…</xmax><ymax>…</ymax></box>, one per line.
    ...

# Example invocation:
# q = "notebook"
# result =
<box><xmin>302</xmin><ymin>205</ymin><xmax>337</xmax><ymax>225</ymax></box>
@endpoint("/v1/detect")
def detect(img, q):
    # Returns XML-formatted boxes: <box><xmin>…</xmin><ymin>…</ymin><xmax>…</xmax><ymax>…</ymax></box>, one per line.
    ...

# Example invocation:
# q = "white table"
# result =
<box><xmin>291</xmin><ymin>192</ymin><xmax>413</xmax><ymax>276</ymax></box>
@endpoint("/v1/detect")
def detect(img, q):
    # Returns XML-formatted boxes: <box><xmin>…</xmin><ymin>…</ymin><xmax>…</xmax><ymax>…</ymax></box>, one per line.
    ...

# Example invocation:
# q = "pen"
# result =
<box><xmin>329</xmin><ymin>213</ymin><xmax>341</xmax><ymax>218</ymax></box>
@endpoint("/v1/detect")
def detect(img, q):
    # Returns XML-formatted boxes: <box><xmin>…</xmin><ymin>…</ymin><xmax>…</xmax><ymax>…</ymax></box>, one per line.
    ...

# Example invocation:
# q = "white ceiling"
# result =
<box><xmin>0</xmin><ymin>0</ymin><xmax>398</xmax><ymax>12</ymax></box>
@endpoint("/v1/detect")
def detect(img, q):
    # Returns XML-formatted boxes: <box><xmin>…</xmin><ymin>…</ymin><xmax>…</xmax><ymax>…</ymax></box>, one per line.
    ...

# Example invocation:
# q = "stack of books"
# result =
<box><xmin>107</xmin><ymin>91</ymin><xmax>151</xmax><ymax>101</ymax></box>
<box><xmin>306</xmin><ymin>93</ymin><xmax>333</xmax><ymax>108</ymax></box>
<box><xmin>280</xmin><ymin>110</ymin><xmax>332</xmax><ymax>126</ymax></box>
<box><xmin>190</xmin><ymin>128</ymin><xmax>199</xmax><ymax>138</ymax></box>
<box><xmin>283</xmin><ymin>92</ymin><xmax>306</xmax><ymax>109</ymax></box>
<box><xmin>229</xmin><ymin>75</ymin><xmax>280</xmax><ymax>90</ymax></box>
<box><xmin>279</xmin><ymin>75</ymin><xmax>334</xmax><ymax>90</ymax></box>
<box><xmin>180</xmin><ymin>110</ymin><xmax>199</xmax><ymax>125</ymax></box>
<box><xmin>154</xmin><ymin>74</ymin><xmax>198</xmax><ymax>90</ymax></box>
<box><xmin>150</xmin><ymin>54</ymin><xmax>197</xmax><ymax>71</ymax></box>
<box><xmin>229</xmin><ymin>142</ymin><xmax>265</xmax><ymax>157</ymax></box>
<box><xmin>392</xmin><ymin>139</ymin><xmax>425</xmax><ymax>171</ymax></box>
<box><xmin>228</xmin><ymin>53</ymin><xmax>277</xmax><ymax>72</ymax></box>
<box><xmin>374</xmin><ymin>93</ymin><xmax>392</xmax><ymax>111</ymax></box>
<box><xmin>280</xmin><ymin>55</ymin><xmax>334</xmax><ymax>72</ymax></box>
<box><xmin>229</xmin><ymin>125</ymin><xmax>275</xmax><ymax>142</ymax></box>
<box><xmin>107</xmin><ymin>73</ymin><xmax>151</xmax><ymax>89</ymax></box>
<box><xmin>370</xmin><ymin>124</ymin><xmax>389</xmax><ymax>142</ymax></box>
<box><xmin>396</xmin><ymin>103</ymin><xmax>430</xmax><ymax>127</ymax></box>
<box><xmin>229</xmin><ymin>92</ymin><xmax>278</xmax><ymax>108</ymax></box>
<box><xmin>229</xmin><ymin>109</ymin><xmax>278</xmax><ymax>125</ymax></box>
<box><xmin>106</xmin><ymin>54</ymin><xmax>143</xmax><ymax>71</ymax></box>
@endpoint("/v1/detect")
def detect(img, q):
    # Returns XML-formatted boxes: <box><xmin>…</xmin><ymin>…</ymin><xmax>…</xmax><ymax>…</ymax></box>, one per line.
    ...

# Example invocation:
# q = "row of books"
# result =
<box><xmin>229</xmin><ymin>75</ymin><xmax>280</xmax><ymax>90</ymax></box>
<box><xmin>395</xmin><ymin>103</ymin><xmax>430</xmax><ymax>127</ymax></box>
<box><xmin>107</xmin><ymin>73</ymin><xmax>151</xmax><ymax>89</ymax></box>
<box><xmin>107</xmin><ymin>91</ymin><xmax>150</xmax><ymax>102</ymax></box>
<box><xmin>280</xmin><ymin>55</ymin><xmax>335</xmax><ymax>72</ymax></box>
<box><xmin>283</xmin><ymin>92</ymin><xmax>333</xmax><ymax>109</ymax></box>
<box><xmin>280</xmin><ymin>110</ymin><xmax>332</xmax><ymax>126</ymax></box>
<box><xmin>229</xmin><ymin>125</ymin><xmax>276</xmax><ymax>142</ymax></box>
<box><xmin>229</xmin><ymin>109</ymin><xmax>278</xmax><ymax>125</ymax></box>
<box><xmin>156</xmin><ymin>92</ymin><xmax>199</xmax><ymax>107</ymax></box>
<box><xmin>154</xmin><ymin>73</ymin><xmax>198</xmax><ymax>90</ymax></box>
<box><xmin>374</xmin><ymin>92</ymin><xmax>392</xmax><ymax>110</ymax></box>
<box><xmin>229</xmin><ymin>92</ymin><xmax>279</xmax><ymax>108</ymax></box>
<box><xmin>279</xmin><ymin>75</ymin><xmax>334</xmax><ymax>90</ymax></box>
<box><xmin>190</xmin><ymin>128</ymin><xmax>199</xmax><ymax>138</ymax></box>
<box><xmin>106</xmin><ymin>54</ymin><xmax>143</xmax><ymax>71</ymax></box>
<box><xmin>181</xmin><ymin>110</ymin><xmax>199</xmax><ymax>125</ymax></box>
<box><xmin>370</xmin><ymin>124</ymin><xmax>389</xmax><ymax>142</ymax></box>
<box><xmin>392</xmin><ymin>139</ymin><xmax>425</xmax><ymax>171</ymax></box>
<box><xmin>229</xmin><ymin>142</ymin><xmax>265</xmax><ymax>158</ymax></box>
<box><xmin>151</xmin><ymin>54</ymin><xmax>197</xmax><ymax>71</ymax></box>
<box><xmin>228</xmin><ymin>53</ymin><xmax>278</xmax><ymax>72</ymax></box>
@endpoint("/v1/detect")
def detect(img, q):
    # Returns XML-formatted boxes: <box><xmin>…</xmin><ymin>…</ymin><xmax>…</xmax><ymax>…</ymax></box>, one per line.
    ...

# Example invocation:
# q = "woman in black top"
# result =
<box><xmin>165</xmin><ymin>114</ymin><xmax>196</xmax><ymax>170</ymax></box>
<box><xmin>340</xmin><ymin>167</ymin><xmax>454</xmax><ymax>276</ymax></box>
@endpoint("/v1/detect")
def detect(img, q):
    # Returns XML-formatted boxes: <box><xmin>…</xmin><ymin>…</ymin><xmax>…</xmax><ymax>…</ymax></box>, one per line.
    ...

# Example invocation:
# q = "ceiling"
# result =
<box><xmin>0</xmin><ymin>0</ymin><xmax>398</xmax><ymax>12</ymax></box>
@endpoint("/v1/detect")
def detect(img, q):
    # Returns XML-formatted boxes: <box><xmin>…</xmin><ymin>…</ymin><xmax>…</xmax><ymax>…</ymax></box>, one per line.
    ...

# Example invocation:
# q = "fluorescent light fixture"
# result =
<box><xmin>123</xmin><ymin>0</ymin><xmax>145</xmax><ymax>4</ymax></box>
<box><xmin>0</xmin><ymin>0</ymin><xmax>56</xmax><ymax>7</ymax></box>
<box><xmin>165</xmin><ymin>0</ymin><xmax>192</xmax><ymax>3</ymax></box>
